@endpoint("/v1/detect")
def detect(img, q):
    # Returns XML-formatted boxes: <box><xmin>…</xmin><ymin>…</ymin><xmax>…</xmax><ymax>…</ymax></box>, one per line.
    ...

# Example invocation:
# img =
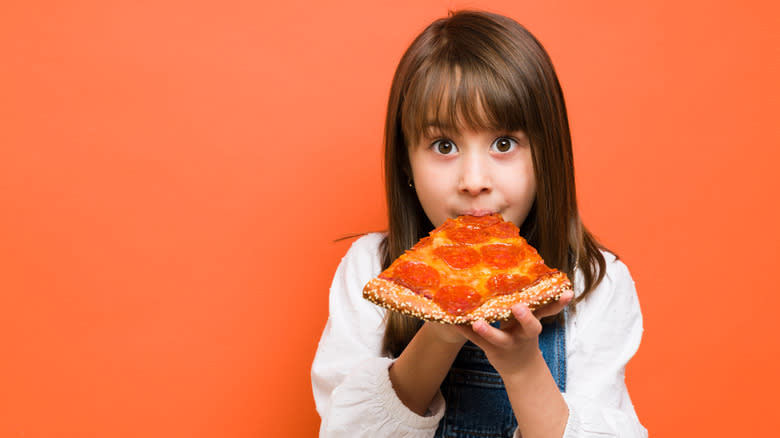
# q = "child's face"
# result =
<box><xmin>408</xmin><ymin>126</ymin><xmax>536</xmax><ymax>228</ymax></box>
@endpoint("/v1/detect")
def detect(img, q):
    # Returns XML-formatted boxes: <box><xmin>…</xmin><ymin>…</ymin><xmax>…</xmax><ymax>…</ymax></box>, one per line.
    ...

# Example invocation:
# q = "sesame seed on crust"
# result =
<box><xmin>362</xmin><ymin>273</ymin><xmax>572</xmax><ymax>325</ymax></box>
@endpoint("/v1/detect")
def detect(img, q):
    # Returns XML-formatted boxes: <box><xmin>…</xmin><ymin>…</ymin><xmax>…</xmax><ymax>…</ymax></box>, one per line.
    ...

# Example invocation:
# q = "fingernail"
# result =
<box><xmin>515</xmin><ymin>305</ymin><xmax>527</xmax><ymax>318</ymax></box>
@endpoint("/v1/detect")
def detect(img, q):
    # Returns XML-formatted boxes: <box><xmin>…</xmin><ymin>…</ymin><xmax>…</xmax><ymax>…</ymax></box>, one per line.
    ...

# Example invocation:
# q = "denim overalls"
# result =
<box><xmin>434</xmin><ymin>316</ymin><xmax>567</xmax><ymax>438</ymax></box>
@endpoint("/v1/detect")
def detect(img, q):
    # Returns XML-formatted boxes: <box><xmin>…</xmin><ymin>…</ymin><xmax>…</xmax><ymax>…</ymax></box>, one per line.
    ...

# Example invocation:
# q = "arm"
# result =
<box><xmin>456</xmin><ymin>293</ymin><xmax>572</xmax><ymax>438</ymax></box>
<box><xmin>389</xmin><ymin>322</ymin><xmax>465</xmax><ymax>415</ymax></box>
<box><xmin>311</xmin><ymin>234</ymin><xmax>452</xmax><ymax>437</ymax></box>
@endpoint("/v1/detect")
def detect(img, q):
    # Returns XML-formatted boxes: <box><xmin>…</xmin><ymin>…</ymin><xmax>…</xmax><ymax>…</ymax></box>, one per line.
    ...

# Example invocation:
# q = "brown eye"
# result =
<box><xmin>492</xmin><ymin>137</ymin><xmax>516</xmax><ymax>153</ymax></box>
<box><xmin>433</xmin><ymin>140</ymin><xmax>457</xmax><ymax>155</ymax></box>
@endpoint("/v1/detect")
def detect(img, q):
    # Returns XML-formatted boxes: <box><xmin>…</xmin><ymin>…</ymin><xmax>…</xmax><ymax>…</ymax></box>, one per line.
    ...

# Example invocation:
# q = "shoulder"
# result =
<box><xmin>600</xmin><ymin>250</ymin><xmax>634</xmax><ymax>289</ymax></box>
<box><xmin>329</xmin><ymin>232</ymin><xmax>386</xmax><ymax>305</ymax></box>
<box><xmin>573</xmin><ymin>250</ymin><xmax>641</xmax><ymax>318</ymax></box>
<box><xmin>346</xmin><ymin>232</ymin><xmax>385</xmax><ymax>256</ymax></box>
<box><xmin>566</xmin><ymin>250</ymin><xmax>643</xmax><ymax>354</ymax></box>
<box><xmin>327</xmin><ymin>232</ymin><xmax>388</xmax><ymax>329</ymax></box>
<box><xmin>338</xmin><ymin>232</ymin><xmax>385</xmax><ymax>276</ymax></box>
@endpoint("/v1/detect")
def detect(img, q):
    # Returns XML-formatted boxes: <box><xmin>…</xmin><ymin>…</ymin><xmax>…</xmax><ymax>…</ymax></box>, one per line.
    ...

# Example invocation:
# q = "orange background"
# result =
<box><xmin>1</xmin><ymin>1</ymin><xmax>778</xmax><ymax>436</ymax></box>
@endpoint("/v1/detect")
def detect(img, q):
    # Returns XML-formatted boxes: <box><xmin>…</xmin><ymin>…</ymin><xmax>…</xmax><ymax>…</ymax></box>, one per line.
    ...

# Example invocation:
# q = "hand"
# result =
<box><xmin>422</xmin><ymin>320</ymin><xmax>469</xmax><ymax>345</ymax></box>
<box><xmin>454</xmin><ymin>289</ymin><xmax>574</xmax><ymax>376</ymax></box>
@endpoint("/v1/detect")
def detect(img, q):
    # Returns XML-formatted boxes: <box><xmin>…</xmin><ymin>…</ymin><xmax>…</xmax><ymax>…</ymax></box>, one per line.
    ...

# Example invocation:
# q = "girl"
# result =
<box><xmin>312</xmin><ymin>10</ymin><xmax>645</xmax><ymax>438</ymax></box>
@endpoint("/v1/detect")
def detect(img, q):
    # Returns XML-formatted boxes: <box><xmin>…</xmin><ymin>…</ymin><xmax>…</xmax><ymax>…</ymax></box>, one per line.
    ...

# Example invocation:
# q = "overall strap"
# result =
<box><xmin>539</xmin><ymin>312</ymin><xmax>567</xmax><ymax>391</ymax></box>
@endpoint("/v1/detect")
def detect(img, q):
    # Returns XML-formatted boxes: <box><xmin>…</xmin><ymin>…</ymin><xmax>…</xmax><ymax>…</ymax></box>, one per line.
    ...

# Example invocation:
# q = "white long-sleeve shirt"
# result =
<box><xmin>312</xmin><ymin>233</ymin><xmax>647</xmax><ymax>437</ymax></box>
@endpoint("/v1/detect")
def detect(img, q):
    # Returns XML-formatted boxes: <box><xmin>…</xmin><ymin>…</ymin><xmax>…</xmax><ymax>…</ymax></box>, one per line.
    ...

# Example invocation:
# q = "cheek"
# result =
<box><xmin>521</xmin><ymin>169</ymin><xmax>537</xmax><ymax>203</ymax></box>
<box><xmin>410</xmin><ymin>156</ymin><xmax>451</xmax><ymax>193</ymax></box>
<box><xmin>409</xmin><ymin>162</ymin><xmax>454</xmax><ymax>226</ymax></box>
<box><xmin>519</xmin><ymin>154</ymin><xmax>537</xmax><ymax>196</ymax></box>
<box><xmin>413</xmin><ymin>168</ymin><xmax>453</xmax><ymax>212</ymax></box>
<box><xmin>415</xmin><ymin>169</ymin><xmax>450</xmax><ymax>191</ymax></box>
<box><xmin>505</xmin><ymin>177</ymin><xmax>536</xmax><ymax>203</ymax></box>
<box><xmin>499</xmin><ymin>160</ymin><xmax>537</xmax><ymax>220</ymax></box>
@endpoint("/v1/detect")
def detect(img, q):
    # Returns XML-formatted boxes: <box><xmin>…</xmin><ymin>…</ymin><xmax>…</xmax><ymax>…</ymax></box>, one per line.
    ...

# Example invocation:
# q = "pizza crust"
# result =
<box><xmin>363</xmin><ymin>272</ymin><xmax>572</xmax><ymax>325</ymax></box>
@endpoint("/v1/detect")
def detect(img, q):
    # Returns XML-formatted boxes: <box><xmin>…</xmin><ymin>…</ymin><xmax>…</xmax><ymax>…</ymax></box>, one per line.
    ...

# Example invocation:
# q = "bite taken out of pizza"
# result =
<box><xmin>362</xmin><ymin>214</ymin><xmax>572</xmax><ymax>324</ymax></box>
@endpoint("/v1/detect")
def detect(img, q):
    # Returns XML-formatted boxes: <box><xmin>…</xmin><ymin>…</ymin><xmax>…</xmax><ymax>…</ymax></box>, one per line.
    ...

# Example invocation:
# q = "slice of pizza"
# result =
<box><xmin>362</xmin><ymin>214</ymin><xmax>572</xmax><ymax>324</ymax></box>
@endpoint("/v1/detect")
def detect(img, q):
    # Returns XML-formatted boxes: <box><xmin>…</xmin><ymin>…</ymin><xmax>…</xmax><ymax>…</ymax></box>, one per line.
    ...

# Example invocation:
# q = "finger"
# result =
<box><xmin>470</xmin><ymin>319</ymin><xmax>515</xmax><ymax>348</ymax></box>
<box><xmin>452</xmin><ymin>322</ymin><xmax>485</xmax><ymax>347</ymax></box>
<box><xmin>560</xmin><ymin>289</ymin><xmax>574</xmax><ymax>305</ymax></box>
<box><xmin>452</xmin><ymin>323</ymin><xmax>494</xmax><ymax>348</ymax></box>
<box><xmin>451</xmin><ymin>323</ymin><xmax>475</xmax><ymax>340</ymax></box>
<box><xmin>533</xmin><ymin>289</ymin><xmax>574</xmax><ymax>319</ymax></box>
<box><xmin>512</xmin><ymin>304</ymin><xmax>542</xmax><ymax>337</ymax></box>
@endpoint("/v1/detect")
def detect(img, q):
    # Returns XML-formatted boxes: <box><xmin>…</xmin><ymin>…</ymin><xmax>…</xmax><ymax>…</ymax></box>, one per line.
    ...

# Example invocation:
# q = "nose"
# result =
<box><xmin>458</xmin><ymin>151</ymin><xmax>492</xmax><ymax>195</ymax></box>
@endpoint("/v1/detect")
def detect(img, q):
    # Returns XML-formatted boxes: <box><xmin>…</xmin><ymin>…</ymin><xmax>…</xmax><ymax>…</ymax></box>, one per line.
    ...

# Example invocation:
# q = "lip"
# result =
<box><xmin>458</xmin><ymin>209</ymin><xmax>498</xmax><ymax>217</ymax></box>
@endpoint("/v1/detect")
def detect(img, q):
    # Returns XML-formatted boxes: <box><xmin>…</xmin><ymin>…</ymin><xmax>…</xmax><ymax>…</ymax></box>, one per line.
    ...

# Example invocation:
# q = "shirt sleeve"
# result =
<box><xmin>559</xmin><ymin>255</ymin><xmax>648</xmax><ymax>438</ymax></box>
<box><xmin>311</xmin><ymin>234</ymin><xmax>445</xmax><ymax>438</ymax></box>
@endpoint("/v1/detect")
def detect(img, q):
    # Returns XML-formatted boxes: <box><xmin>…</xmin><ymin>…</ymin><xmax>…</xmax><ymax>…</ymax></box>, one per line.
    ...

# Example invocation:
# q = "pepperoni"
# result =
<box><xmin>434</xmin><ymin>285</ymin><xmax>482</xmax><ymax>316</ymax></box>
<box><xmin>434</xmin><ymin>245</ymin><xmax>481</xmax><ymax>269</ymax></box>
<box><xmin>487</xmin><ymin>274</ymin><xmax>533</xmax><ymax>295</ymax></box>
<box><xmin>413</xmin><ymin>236</ymin><xmax>433</xmax><ymax>250</ymax></box>
<box><xmin>445</xmin><ymin>227</ymin><xmax>489</xmax><ymax>244</ymax></box>
<box><xmin>440</xmin><ymin>219</ymin><xmax>459</xmax><ymax>230</ymax></box>
<box><xmin>528</xmin><ymin>262</ymin><xmax>553</xmax><ymax>276</ymax></box>
<box><xmin>481</xmin><ymin>244</ymin><xmax>523</xmax><ymax>269</ymax></box>
<box><xmin>381</xmin><ymin>261</ymin><xmax>439</xmax><ymax>295</ymax></box>
<box><xmin>485</xmin><ymin>221</ymin><xmax>519</xmax><ymax>238</ymax></box>
<box><xmin>459</xmin><ymin>214</ymin><xmax>501</xmax><ymax>227</ymax></box>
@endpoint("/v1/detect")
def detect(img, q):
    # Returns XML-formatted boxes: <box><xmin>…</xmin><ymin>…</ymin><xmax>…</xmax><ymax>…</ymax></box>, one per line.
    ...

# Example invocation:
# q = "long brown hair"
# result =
<box><xmin>380</xmin><ymin>10</ymin><xmax>607</xmax><ymax>357</ymax></box>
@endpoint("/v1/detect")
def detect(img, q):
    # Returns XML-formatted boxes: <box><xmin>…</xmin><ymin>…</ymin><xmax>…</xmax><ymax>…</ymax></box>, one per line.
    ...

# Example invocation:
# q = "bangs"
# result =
<box><xmin>401</xmin><ymin>59</ymin><xmax>528</xmax><ymax>145</ymax></box>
